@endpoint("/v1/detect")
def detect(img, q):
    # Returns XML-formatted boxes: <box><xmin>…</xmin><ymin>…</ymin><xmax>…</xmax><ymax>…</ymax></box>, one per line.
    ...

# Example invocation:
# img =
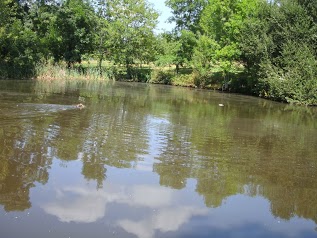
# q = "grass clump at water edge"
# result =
<box><xmin>33</xmin><ymin>62</ymin><xmax>116</xmax><ymax>96</ymax></box>
<box><xmin>35</xmin><ymin>62</ymin><xmax>114</xmax><ymax>81</ymax></box>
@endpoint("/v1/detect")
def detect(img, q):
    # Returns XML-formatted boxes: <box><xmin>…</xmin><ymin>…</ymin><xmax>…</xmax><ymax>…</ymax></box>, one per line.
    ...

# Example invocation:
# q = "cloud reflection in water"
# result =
<box><xmin>118</xmin><ymin>207</ymin><xmax>207</xmax><ymax>238</ymax></box>
<box><xmin>41</xmin><ymin>182</ymin><xmax>314</xmax><ymax>238</ymax></box>
<box><xmin>41</xmin><ymin>183</ymin><xmax>207</xmax><ymax>238</ymax></box>
<box><xmin>42</xmin><ymin>186</ymin><xmax>123</xmax><ymax>223</ymax></box>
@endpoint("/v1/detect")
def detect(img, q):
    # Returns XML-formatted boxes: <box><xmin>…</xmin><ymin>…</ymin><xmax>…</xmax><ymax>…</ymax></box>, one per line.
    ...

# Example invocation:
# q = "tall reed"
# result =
<box><xmin>35</xmin><ymin>63</ymin><xmax>109</xmax><ymax>81</ymax></box>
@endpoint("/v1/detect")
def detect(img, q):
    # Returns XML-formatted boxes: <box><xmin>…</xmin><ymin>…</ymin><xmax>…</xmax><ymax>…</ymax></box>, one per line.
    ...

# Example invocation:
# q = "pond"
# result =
<box><xmin>0</xmin><ymin>80</ymin><xmax>317</xmax><ymax>238</ymax></box>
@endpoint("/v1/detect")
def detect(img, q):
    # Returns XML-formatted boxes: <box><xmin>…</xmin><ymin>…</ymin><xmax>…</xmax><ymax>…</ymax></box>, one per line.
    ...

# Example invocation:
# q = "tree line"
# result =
<box><xmin>1</xmin><ymin>0</ymin><xmax>317</xmax><ymax>105</ymax></box>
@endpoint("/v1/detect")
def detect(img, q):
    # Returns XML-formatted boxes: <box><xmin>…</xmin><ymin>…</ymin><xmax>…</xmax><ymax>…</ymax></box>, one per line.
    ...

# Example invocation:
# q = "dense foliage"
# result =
<box><xmin>0</xmin><ymin>0</ymin><xmax>317</xmax><ymax>105</ymax></box>
<box><xmin>239</xmin><ymin>0</ymin><xmax>317</xmax><ymax>105</ymax></box>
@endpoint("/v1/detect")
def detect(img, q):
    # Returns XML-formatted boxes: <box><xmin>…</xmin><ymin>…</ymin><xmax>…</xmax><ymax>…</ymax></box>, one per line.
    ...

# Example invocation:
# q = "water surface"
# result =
<box><xmin>0</xmin><ymin>80</ymin><xmax>317</xmax><ymax>238</ymax></box>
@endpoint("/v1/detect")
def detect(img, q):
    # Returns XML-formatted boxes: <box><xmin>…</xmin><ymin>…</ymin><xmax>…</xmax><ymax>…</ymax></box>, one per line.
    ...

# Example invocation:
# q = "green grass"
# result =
<box><xmin>36</xmin><ymin>62</ymin><xmax>109</xmax><ymax>81</ymax></box>
<box><xmin>35</xmin><ymin>60</ymin><xmax>245</xmax><ymax>92</ymax></box>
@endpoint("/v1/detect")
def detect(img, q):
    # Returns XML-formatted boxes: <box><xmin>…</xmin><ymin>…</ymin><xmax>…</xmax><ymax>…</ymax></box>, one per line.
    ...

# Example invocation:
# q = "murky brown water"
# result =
<box><xmin>0</xmin><ymin>80</ymin><xmax>317</xmax><ymax>238</ymax></box>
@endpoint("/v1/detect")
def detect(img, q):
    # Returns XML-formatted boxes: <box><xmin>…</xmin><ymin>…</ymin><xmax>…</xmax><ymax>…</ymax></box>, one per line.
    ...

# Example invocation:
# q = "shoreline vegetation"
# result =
<box><xmin>34</xmin><ymin>60</ymin><xmax>239</xmax><ymax>90</ymax></box>
<box><xmin>1</xmin><ymin>0</ymin><xmax>317</xmax><ymax>106</ymax></box>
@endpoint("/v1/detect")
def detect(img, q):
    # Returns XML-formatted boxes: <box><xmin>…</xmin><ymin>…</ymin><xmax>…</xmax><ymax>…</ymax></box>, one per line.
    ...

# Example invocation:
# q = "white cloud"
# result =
<box><xmin>118</xmin><ymin>207</ymin><xmax>207</xmax><ymax>238</ymax></box>
<box><xmin>41</xmin><ymin>185</ymin><xmax>315</xmax><ymax>238</ymax></box>
<box><xmin>41</xmin><ymin>186</ymin><xmax>123</xmax><ymax>223</ymax></box>
<box><xmin>41</xmin><ymin>183</ymin><xmax>206</xmax><ymax>233</ymax></box>
<box><xmin>124</xmin><ymin>185</ymin><xmax>173</xmax><ymax>208</ymax></box>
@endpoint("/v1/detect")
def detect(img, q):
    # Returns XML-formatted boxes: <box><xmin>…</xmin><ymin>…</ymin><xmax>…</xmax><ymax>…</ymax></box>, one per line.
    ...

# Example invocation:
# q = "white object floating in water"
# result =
<box><xmin>219</xmin><ymin>104</ymin><xmax>224</xmax><ymax>107</ymax></box>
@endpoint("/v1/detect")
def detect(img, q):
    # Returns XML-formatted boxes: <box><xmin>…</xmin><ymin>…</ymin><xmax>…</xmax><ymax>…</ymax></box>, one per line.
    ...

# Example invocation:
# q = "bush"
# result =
<box><xmin>149</xmin><ymin>69</ymin><xmax>174</xmax><ymax>84</ymax></box>
<box><xmin>171</xmin><ymin>73</ymin><xmax>196</xmax><ymax>87</ymax></box>
<box><xmin>258</xmin><ymin>42</ymin><xmax>317</xmax><ymax>105</ymax></box>
<box><xmin>128</xmin><ymin>67</ymin><xmax>151</xmax><ymax>82</ymax></box>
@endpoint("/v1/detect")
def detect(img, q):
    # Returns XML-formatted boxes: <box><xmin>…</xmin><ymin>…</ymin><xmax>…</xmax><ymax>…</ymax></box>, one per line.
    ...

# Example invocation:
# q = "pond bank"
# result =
<box><xmin>33</xmin><ymin>63</ymin><xmax>316</xmax><ymax>107</ymax></box>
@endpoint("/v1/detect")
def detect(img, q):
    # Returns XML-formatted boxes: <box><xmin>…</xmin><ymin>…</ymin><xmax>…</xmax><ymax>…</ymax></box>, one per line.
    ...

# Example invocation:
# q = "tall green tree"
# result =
<box><xmin>156</xmin><ymin>30</ymin><xmax>196</xmax><ymax>73</ymax></box>
<box><xmin>298</xmin><ymin>0</ymin><xmax>317</xmax><ymax>22</ymax></box>
<box><xmin>155</xmin><ymin>32</ymin><xmax>181</xmax><ymax>70</ymax></box>
<box><xmin>48</xmin><ymin>0</ymin><xmax>95</xmax><ymax>67</ymax></box>
<box><xmin>165</xmin><ymin>0</ymin><xmax>208</xmax><ymax>33</ymax></box>
<box><xmin>103</xmin><ymin>0</ymin><xmax>159</xmax><ymax>78</ymax></box>
<box><xmin>198</xmin><ymin>0</ymin><xmax>258</xmax><ymax>84</ymax></box>
<box><xmin>23</xmin><ymin>1</ymin><xmax>59</xmax><ymax>60</ymax></box>
<box><xmin>163</xmin><ymin>0</ymin><xmax>206</xmax><ymax>76</ymax></box>
<box><xmin>0</xmin><ymin>0</ymin><xmax>13</xmax><ymax>26</ymax></box>
<box><xmin>0</xmin><ymin>0</ymin><xmax>41</xmax><ymax>78</ymax></box>
<box><xmin>192</xmin><ymin>34</ymin><xmax>219</xmax><ymax>75</ymax></box>
<box><xmin>238</xmin><ymin>1</ymin><xmax>272</xmax><ymax>77</ymax></box>
<box><xmin>92</xmin><ymin>0</ymin><xmax>109</xmax><ymax>75</ymax></box>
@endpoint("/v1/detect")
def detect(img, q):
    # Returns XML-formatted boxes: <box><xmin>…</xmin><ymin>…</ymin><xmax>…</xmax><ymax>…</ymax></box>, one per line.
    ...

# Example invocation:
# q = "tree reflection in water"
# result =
<box><xmin>0</xmin><ymin>80</ymin><xmax>317</xmax><ymax>237</ymax></box>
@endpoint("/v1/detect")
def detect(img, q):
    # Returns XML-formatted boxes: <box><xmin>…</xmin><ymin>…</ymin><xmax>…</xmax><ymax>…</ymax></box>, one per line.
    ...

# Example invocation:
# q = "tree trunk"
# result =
<box><xmin>98</xmin><ymin>55</ymin><xmax>103</xmax><ymax>77</ymax></box>
<box><xmin>176</xmin><ymin>64</ymin><xmax>179</xmax><ymax>74</ymax></box>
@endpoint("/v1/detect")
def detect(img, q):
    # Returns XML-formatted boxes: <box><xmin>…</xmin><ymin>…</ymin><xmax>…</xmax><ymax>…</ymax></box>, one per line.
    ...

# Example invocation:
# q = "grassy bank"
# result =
<box><xmin>31</xmin><ymin>62</ymin><xmax>317</xmax><ymax>106</ymax></box>
<box><xmin>35</xmin><ymin>61</ymin><xmax>244</xmax><ymax>92</ymax></box>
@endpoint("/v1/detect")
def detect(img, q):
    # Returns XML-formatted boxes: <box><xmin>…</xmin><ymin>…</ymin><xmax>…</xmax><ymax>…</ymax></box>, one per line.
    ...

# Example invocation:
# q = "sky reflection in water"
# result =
<box><xmin>0</xmin><ymin>81</ymin><xmax>317</xmax><ymax>238</ymax></box>
<box><xmin>39</xmin><ymin>160</ymin><xmax>315</xmax><ymax>238</ymax></box>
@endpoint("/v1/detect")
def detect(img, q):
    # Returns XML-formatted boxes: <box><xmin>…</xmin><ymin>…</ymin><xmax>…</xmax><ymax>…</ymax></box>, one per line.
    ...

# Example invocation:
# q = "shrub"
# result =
<box><xmin>171</xmin><ymin>73</ymin><xmax>196</xmax><ymax>87</ymax></box>
<box><xmin>258</xmin><ymin>42</ymin><xmax>317</xmax><ymax>105</ymax></box>
<box><xmin>149</xmin><ymin>69</ymin><xmax>174</xmax><ymax>84</ymax></box>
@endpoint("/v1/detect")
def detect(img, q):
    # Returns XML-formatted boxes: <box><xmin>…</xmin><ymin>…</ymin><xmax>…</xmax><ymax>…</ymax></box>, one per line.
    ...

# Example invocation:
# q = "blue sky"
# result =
<box><xmin>147</xmin><ymin>0</ymin><xmax>175</xmax><ymax>32</ymax></box>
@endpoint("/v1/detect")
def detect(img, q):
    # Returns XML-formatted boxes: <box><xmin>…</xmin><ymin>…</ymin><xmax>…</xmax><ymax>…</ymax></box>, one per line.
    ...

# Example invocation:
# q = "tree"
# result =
<box><xmin>23</xmin><ymin>1</ymin><xmax>59</xmax><ymax>60</ymax></box>
<box><xmin>165</xmin><ymin>0</ymin><xmax>208</xmax><ymax>33</ymax></box>
<box><xmin>298</xmin><ymin>0</ymin><xmax>317</xmax><ymax>22</ymax></box>
<box><xmin>0</xmin><ymin>0</ymin><xmax>42</xmax><ymax>78</ymax></box>
<box><xmin>156</xmin><ymin>30</ymin><xmax>196</xmax><ymax>73</ymax></box>
<box><xmin>239</xmin><ymin>0</ymin><xmax>317</xmax><ymax>104</ymax></box>
<box><xmin>48</xmin><ymin>0</ymin><xmax>95</xmax><ymax>67</ymax></box>
<box><xmin>198</xmin><ymin>0</ymin><xmax>258</xmax><ymax>85</ymax></box>
<box><xmin>0</xmin><ymin>0</ymin><xmax>13</xmax><ymax>26</ymax></box>
<box><xmin>102</xmin><ymin>0</ymin><xmax>158</xmax><ymax>78</ymax></box>
<box><xmin>155</xmin><ymin>32</ymin><xmax>182</xmax><ymax>68</ymax></box>
<box><xmin>192</xmin><ymin>34</ymin><xmax>219</xmax><ymax>74</ymax></box>
<box><xmin>238</xmin><ymin>1</ymin><xmax>272</xmax><ymax>76</ymax></box>
<box><xmin>91</xmin><ymin>0</ymin><xmax>108</xmax><ymax>75</ymax></box>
